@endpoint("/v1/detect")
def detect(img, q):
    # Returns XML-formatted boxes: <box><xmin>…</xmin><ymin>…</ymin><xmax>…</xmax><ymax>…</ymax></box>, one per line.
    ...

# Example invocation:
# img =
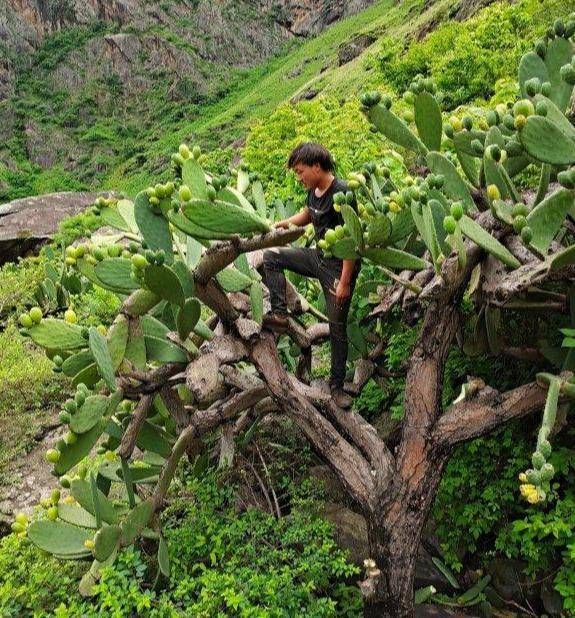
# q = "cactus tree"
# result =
<box><xmin>14</xmin><ymin>16</ymin><xmax>575</xmax><ymax>617</ymax></box>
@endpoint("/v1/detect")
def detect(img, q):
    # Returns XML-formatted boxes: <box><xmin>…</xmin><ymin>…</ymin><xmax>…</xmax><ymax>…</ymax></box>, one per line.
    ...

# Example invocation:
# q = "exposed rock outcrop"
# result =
<box><xmin>0</xmin><ymin>191</ymin><xmax>110</xmax><ymax>264</ymax></box>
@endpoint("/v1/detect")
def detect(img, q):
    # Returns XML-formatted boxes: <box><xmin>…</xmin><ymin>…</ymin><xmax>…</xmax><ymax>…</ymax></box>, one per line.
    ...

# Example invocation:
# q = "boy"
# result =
<box><xmin>263</xmin><ymin>142</ymin><xmax>361</xmax><ymax>409</ymax></box>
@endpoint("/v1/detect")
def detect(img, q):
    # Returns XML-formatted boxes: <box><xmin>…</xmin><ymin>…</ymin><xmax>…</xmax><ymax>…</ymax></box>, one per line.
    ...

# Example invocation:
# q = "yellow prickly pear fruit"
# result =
<box><xmin>178</xmin><ymin>144</ymin><xmax>191</xmax><ymax>159</ymax></box>
<box><xmin>84</xmin><ymin>539</ymin><xmax>95</xmax><ymax>550</ymax></box>
<box><xmin>487</xmin><ymin>185</ymin><xmax>500</xmax><ymax>201</ymax></box>
<box><xmin>64</xmin><ymin>309</ymin><xmax>77</xmax><ymax>324</ymax></box>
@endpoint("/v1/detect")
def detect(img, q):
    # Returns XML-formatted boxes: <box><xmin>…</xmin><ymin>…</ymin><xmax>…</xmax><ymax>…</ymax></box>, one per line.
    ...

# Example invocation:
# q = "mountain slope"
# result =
<box><xmin>0</xmin><ymin>0</ymin><xmax>374</xmax><ymax>201</ymax></box>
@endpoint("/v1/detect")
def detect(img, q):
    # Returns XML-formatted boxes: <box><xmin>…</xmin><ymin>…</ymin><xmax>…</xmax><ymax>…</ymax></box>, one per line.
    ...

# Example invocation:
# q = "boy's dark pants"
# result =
<box><xmin>263</xmin><ymin>247</ymin><xmax>360</xmax><ymax>388</ymax></box>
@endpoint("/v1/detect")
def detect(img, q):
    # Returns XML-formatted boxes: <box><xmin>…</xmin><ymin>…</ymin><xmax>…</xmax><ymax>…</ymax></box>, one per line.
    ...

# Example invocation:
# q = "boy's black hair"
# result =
<box><xmin>287</xmin><ymin>142</ymin><xmax>335</xmax><ymax>172</ymax></box>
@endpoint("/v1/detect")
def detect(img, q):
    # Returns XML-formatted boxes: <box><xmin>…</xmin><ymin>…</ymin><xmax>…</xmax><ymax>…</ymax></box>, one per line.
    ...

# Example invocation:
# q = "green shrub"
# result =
<box><xmin>0</xmin><ymin>323</ymin><xmax>68</xmax><ymax>481</ymax></box>
<box><xmin>376</xmin><ymin>0</ymin><xmax>575</xmax><ymax>107</ymax></box>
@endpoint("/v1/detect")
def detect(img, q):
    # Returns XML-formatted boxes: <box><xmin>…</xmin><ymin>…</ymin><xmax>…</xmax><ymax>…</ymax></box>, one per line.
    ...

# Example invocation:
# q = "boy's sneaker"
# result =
<box><xmin>330</xmin><ymin>384</ymin><xmax>353</xmax><ymax>409</ymax></box>
<box><xmin>262</xmin><ymin>313</ymin><xmax>289</xmax><ymax>333</ymax></box>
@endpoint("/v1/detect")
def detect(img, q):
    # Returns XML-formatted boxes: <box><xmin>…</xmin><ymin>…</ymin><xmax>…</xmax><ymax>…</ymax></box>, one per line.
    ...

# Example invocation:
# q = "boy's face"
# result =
<box><xmin>292</xmin><ymin>162</ymin><xmax>324</xmax><ymax>189</ymax></box>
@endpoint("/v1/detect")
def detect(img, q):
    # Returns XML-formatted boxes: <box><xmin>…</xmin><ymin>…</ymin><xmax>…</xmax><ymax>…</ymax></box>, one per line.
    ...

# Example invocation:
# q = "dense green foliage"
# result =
<box><xmin>0</xmin><ymin>468</ymin><xmax>360</xmax><ymax>617</ymax></box>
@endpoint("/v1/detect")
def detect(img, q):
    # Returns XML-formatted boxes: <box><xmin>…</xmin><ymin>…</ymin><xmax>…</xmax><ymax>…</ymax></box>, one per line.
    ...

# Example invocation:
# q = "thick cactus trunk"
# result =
<box><xmin>363</xmin><ymin>450</ymin><xmax>449</xmax><ymax>618</ymax></box>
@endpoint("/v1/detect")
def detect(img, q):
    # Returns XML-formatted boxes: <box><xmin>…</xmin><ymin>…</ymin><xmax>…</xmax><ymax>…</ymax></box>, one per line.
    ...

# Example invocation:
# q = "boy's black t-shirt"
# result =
<box><xmin>306</xmin><ymin>177</ymin><xmax>353</xmax><ymax>243</ymax></box>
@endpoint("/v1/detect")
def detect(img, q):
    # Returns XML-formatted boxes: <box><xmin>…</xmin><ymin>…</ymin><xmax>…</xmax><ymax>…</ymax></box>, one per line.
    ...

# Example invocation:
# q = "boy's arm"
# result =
<box><xmin>274</xmin><ymin>207</ymin><xmax>311</xmax><ymax>229</ymax></box>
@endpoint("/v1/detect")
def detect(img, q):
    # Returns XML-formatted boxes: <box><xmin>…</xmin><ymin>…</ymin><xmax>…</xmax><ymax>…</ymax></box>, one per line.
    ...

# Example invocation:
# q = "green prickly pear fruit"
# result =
<box><xmin>525</xmin><ymin>78</ymin><xmax>541</xmax><ymax>97</ymax></box>
<box><xmin>526</xmin><ymin>468</ymin><xmax>541</xmax><ymax>485</ymax></box>
<box><xmin>15</xmin><ymin>513</ymin><xmax>28</xmax><ymax>526</ymax></box>
<box><xmin>11</xmin><ymin>522</ymin><xmax>25</xmax><ymax>534</ymax></box>
<box><xmin>501</xmin><ymin>114</ymin><xmax>514</xmax><ymax>131</ymax></box>
<box><xmin>47</xmin><ymin>506</ymin><xmax>58</xmax><ymax>521</ymax></box>
<box><xmin>179</xmin><ymin>185</ymin><xmax>192</xmax><ymax>202</ymax></box>
<box><xmin>59</xmin><ymin>475</ymin><xmax>71</xmax><ymax>488</ymax></box>
<box><xmin>560</xmin><ymin>64</ymin><xmax>575</xmax><ymax>85</ymax></box>
<box><xmin>65</xmin><ymin>256</ymin><xmax>76</xmax><ymax>267</ymax></box>
<box><xmin>513</xmin><ymin>99</ymin><xmax>534</xmax><ymax>118</ymax></box>
<box><xmin>486</xmin><ymin>145</ymin><xmax>502</xmax><ymax>162</ymax></box>
<box><xmin>462</xmin><ymin>116</ymin><xmax>473</xmax><ymax>130</ymax></box>
<box><xmin>129</xmin><ymin>242</ymin><xmax>139</xmax><ymax>254</ymax></box>
<box><xmin>450</xmin><ymin>202</ymin><xmax>464</xmax><ymax>221</ymax></box>
<box><xmin>45</xmin><ymin>449</ymin><xmax>60</xmax><ymax>463</ymax></box>
<box><xmin>74</xmin><ymin>392</ymin><xmax>85</xmax><ymax>408</ymax></box>
<box><xmin>345</xmin><ymin>192</ymin><xmax>354</xmax><ymax>205</ymax></box>
<box><xmin>131</xmin><ymin>254</ymin><xmax>148</xmax><ymax>269</ymax></box>
<box><xmin>541</xmin><ymin>81</ymin><xmax>552</xmax><ymax>96</ymax></box>
<box><xmin>403</xmin><ymin>91</ymin><xmax>415</xmax><ymax>105</ymax></box>
<box><xmin>29</xmin><ymin>307</ymin><xmax>43</xmax><ymax>324</ymax></box>
<box><xmin>56</xmin><ymin>439</ymin><xmax>67</xmax><ymax>451</ymax></box>
<box><xmin>554</xmin><ymin>18</ymin><xmax>565</xmax><ymax>37</ymax></box>
<box><xmin>521</xmin><ymin>226</ymin><xmax>533</xmax><ymax>244</ymax></box>
<box><xmin>66</xmin><ymin>246</ymin><xmax>77</xmax><ymax>259</ymax></box>
<box><xmin>532</xmin><ymin>451</ymin><xmax>546</xmax><ymax>470</ymax></box>
<box><xmin>145</xmin><ymin>187</ymin><xmax>155</xmax><ymax>198</ymax></box>
<box><xmin>77</xmin><ymin>464</ymin><xmax>88</xmax><ymax>480</ymax></box>
<box><xmin>506</xmin><ymin>140</ymin><xmax>523</xmax><ymax>156</ymax></box>
<box><xmin>535</xmin><ymin>40</ymin><xmax>546</xmax><ymax>58</ymax></box>
<box><xmin>334</xmin><ymin>225</ymin><xmax>345</xmax><ymax>240</ymax></box>
<box><xmin>121</xmin><ymin>250</ymin><xmax>131</xmax><ymax>260</ymax></box>
<box><xmin>171</xmin><ymin>153</ymin><xmax>184</xmax><ymax>167</ymax></box>
<box><xmin>486</xmin><ymin>110</ymin><xmax>498</xmax><ymax>127</ymax></box>
<box><xmin>443</xmin><ymin>216</ymin><xmax>457</xmax><ymax>234</ymax></box>
<box><xmin>93</xmin><ymin>248</ymin><xmax>105</xmax><ymax>262</ymax></box>
<box><xmin>64</xmin><ymin>400</ymin><xmax>77</xmax><ymax>414</ymax></box>
<box><xmin>512</xmin><ymin>203</ymin><xmax>529</xmax><ymax>217</ymax></box>
<box><xmin>65</xmin><ymin>431</ymin><xmax>77</xmax><ymax>445</ymax></box>
<box><xmin>155</xmin><ymin>250</ymin><xmax>166</xmax><ymax>266</ymax></box>
<box><xmin>206</xmin><ymin>186</ymin><xmax>217</xmax><ymax>201</ymax></box>
<box><xmin>318</xmin><ymin>239</ymin><xmax>328</xmax><ymax>250</ymax></box>
<box><xmin>96</xmin><ymin>446</ymin><xmax>106</xmax><ymax>455</ymax></box>
<box><xmin>50</xmin><ymin>489</ymin><xmax>61</xmax><ymax>504</ymax></box>
<box><xmin>324</xmin><ymin>229</ymin><xmax>337</xmax><ymax>245</ymax></box>
<box><xmin>558</xmin><ymin>170</ymin><xmax>575</xmax><ymax>189</ymax></box>
<box><xmin>19</xmin><ymin>313</ymin><xmax>33</xmax><ymax>328</ymax></box>
<box><xmin>565</xmin><ymin>20</ymin><xmax>575</xmax><ymax>38</ymax></box>
<box><xmin>539</xmin><ymin>439</ymin><xmax>552</xmax><ymax>457</ymax></box>
<box><xmin>179</xmin><ymin>144</ymin><xmax>191</xmax><ymax>159</ymax></box>
<box><xmin>192</xmin><ymin>145</ymin><xmax>202</xmax><ymax>159</ymax></box>
<box><xmin>59</xmin><ymin>411</ymin><xmax>71</xmax><ymax>424</ymax></box>
<box><xmin>382</xmin><ymin>95</ymin><xmax>392</xmax><ymax>109</ymax></box>
<box><xmin>471</xmin><ymin>139</ymin><xmax>484</xmax><ymax>155</ymax></box>
<box><xmin>540</xmin><ymin>462</ymin><xmax>554</xmax><ymax>481</ymax></box>
<box><xmin>443</xmin><ymin>124</ymin><xmax>454</xmax><ymax>139</ymax></box>
<box><xmin>513</xmin><ymin>215</ymin><xmax>527</xmax><ymax>233</ymax></box>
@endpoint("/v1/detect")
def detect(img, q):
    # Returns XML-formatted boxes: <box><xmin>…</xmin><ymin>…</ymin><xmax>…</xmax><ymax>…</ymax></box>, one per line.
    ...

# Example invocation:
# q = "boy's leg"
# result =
<box><xmin>262</xmin><ymin>247</ymin><xmax>318</xmax><ymax>316</ymax></box>
<box><xmin>318</xmin><ymin>264</ymin><xmax>360</xmax><ymax>406</ymax></box>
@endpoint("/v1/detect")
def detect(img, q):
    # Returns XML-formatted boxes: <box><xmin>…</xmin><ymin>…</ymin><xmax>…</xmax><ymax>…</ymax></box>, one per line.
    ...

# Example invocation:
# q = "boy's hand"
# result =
<box><xmin>273</xmin><ymin>220</ymin><xmax>291</xmax><ymax>230</ymax></box>
<box><xmin>333</xmin><ymin>280</ymin><xmax>351</xmax><ymax>309</ymax></box>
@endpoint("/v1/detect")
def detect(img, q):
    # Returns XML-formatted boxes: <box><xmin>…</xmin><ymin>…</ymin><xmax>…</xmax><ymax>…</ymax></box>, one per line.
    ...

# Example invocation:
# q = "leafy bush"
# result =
<box><xmin>375</xmin><ymin>0</ymin><xmax>575</xmax><ymax>107</ymax></box>
<box><xmin>0</xmin><ymin>470</ymin><xmax>361</xmax><ymax>617</ymax></box>
<box><xmin>243</xmin><ymin>97</ymin><xmax>406</xmax><ymax>200</ymax></box>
